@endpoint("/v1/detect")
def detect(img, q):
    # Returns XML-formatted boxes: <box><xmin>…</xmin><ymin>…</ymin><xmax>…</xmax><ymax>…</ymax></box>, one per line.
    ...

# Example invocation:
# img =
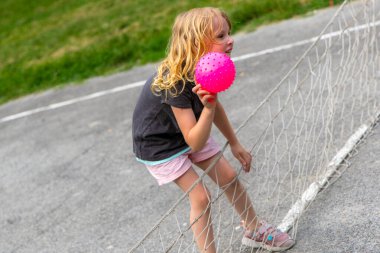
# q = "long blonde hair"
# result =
<box><xmin>152</xmin><ymin>7</ymin><xmax>231</xmax><ymax>96</ymax></box>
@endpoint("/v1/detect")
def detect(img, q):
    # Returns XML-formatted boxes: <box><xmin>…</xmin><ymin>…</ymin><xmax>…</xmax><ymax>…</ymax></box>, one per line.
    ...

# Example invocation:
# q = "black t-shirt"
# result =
<box><xmin>132</xmin><ymin>74</ymin><xmax>204</xmax><ymax>162</ymax></box>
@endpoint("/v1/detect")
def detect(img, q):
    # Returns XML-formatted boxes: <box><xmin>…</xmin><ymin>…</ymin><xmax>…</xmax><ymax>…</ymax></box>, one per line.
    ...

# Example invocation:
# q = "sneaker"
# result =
<box><xmin>241</xmin><ymin>220</ymin><xmax>295</xmax><ymax>252</ymax></box>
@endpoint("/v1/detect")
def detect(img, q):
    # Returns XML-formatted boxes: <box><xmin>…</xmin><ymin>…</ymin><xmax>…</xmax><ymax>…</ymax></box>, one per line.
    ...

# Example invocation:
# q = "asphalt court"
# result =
<box><xmin>0</xmin><ymin>1</ymin><xmax>379</xmax><ymax>252</ymax></box>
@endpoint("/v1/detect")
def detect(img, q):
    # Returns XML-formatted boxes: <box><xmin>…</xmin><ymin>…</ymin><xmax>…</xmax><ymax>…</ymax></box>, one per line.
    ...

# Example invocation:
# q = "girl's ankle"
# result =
<box><xmin>241</xmin><ymin>219</ymin><xmax>260</xmax><ymax>233</ymax></box>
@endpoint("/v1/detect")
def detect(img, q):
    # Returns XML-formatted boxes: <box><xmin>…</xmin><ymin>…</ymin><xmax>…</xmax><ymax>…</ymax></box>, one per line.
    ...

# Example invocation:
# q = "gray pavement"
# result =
<box><xmin>288</xmin><ymin>123</ymin><xmax>380</xmax><ymax>253</ymax></box>
<box><xmin>1</xmin><ymin>1</ymin><xmax>379</xmax><ymax>253</ymax></box>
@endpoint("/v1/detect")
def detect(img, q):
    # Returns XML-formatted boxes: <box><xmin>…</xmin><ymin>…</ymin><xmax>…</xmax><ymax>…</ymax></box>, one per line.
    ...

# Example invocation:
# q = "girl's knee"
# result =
<box><xmin>217</xmin><ymin>164</ymin><xmax>238</xmax><ymax>188</ymax></box>
<box><xmin>189</xmin><ymin>184</ymin><xmax>211</xmax><ymax>211</ymax></box>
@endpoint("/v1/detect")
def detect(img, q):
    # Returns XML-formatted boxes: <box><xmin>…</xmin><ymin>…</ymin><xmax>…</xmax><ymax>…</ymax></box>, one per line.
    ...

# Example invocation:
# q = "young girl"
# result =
<box><xmin>132</xmin><ymin>7</ymin><xmax>295</xmax><ymax>252</ymax></box>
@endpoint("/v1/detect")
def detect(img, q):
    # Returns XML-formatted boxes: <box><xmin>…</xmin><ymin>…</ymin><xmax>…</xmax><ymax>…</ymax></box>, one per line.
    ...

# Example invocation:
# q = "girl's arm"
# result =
<box><xmin>213</xmin><ymin>101</ymin><xmax>252</xmax><ymax>172</ymax></box>
<box><xmin>171</xmin><ymin>85</ymin><xmax>217</xmax><ymax>152</ymax></box>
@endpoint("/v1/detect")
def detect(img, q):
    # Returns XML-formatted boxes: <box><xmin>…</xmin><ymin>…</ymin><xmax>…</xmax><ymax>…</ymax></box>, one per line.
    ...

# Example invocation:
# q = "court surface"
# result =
<box><xmin>1</xmin><ymin>2</ymin><xmax>379</xmax><ymax>252</ymax></box>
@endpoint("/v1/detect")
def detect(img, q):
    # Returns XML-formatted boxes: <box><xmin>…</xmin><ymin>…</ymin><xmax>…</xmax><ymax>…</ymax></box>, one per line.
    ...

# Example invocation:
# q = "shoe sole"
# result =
<box><xmin>241</xmin><ymin>237</ymin><xmax>261</xmax><ymax>248</ymax></box>
<box><xmin>242</xmin><ymin>237</ymin><xmax>295</xmax><ymax>252</ymax></box>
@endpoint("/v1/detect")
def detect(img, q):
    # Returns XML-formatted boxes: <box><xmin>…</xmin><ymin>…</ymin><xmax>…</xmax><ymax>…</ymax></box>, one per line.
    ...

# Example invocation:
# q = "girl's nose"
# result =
<box><xmin>228</xmin><ymin>36</ymin><xmax>234</xmax><ymax>45</ymax></box>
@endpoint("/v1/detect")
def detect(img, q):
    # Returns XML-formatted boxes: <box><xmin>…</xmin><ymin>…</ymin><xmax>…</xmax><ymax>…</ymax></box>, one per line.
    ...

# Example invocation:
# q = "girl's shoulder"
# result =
<box><xmin>163</xmin><ymin>79</ymin><xmax>195</xmax><ymax>97</ymax></box>
<box><xmin>160</xmin><ymin>79</ymin><xmax>197</xmax><ymax>107</ymax></box>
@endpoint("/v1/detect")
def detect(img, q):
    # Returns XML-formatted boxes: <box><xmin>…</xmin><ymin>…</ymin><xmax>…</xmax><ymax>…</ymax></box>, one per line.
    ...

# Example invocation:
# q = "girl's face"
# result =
<box><xmin>209</xmin><ymin>17</ymin><xmax>234</xmax><ymax>55</ymax></box>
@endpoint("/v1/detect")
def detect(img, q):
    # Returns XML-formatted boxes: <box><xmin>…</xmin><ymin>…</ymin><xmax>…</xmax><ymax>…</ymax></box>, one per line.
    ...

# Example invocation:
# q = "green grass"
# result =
<box><xmin>0</xmin><ymin>0</ymin><xmax>344</xmax><ymax>104</ymax></box>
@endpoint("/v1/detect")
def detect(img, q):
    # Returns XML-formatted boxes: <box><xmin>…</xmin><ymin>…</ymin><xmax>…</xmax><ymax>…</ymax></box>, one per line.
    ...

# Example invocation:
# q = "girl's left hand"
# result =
<box><xmin>230</xmin><ymin>142</ymin><xmax>252</xmax><ymax>172</ymax></box>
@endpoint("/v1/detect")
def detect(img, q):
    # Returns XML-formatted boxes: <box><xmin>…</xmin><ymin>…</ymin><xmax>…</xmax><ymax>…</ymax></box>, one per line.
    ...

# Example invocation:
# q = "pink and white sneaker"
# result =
<box><xmin>241</xmin><ymin>220</ymin><xmax>295</xmax><ymax>252</ymax></box>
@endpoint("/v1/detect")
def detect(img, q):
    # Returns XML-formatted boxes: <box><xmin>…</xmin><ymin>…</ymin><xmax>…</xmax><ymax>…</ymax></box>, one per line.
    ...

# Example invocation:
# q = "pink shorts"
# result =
<box><xmin>146</xmin><ymin>138</ymin><xmax>220</xmax><ymax>185</ymax></box>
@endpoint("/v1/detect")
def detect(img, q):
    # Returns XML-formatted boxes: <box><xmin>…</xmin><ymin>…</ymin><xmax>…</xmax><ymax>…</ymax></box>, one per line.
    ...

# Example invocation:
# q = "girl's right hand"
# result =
<box><xmin>192</xmin><ymin>84</ymin><xmax>217</xmax><ymax>109</ymax></box>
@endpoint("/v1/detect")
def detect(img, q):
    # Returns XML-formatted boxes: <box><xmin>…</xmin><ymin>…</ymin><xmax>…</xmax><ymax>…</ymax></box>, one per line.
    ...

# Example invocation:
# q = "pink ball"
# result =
<box><xmin>195</xmin><ymin>52</ymin><xmax>236</xmax><ymax>93</ymax></box>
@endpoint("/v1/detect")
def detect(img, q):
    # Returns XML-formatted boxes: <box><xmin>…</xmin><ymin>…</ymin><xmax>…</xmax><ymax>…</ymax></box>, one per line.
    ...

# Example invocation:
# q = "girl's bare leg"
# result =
<box><xmin>174</xmin><ymin>168</ymin><xmax>216</xmax><ymax>253</ymax></box>
<box><xmin>196</xmin><ymin>155</ymin><xmax>259</xmax><ymax>231</ymax></box>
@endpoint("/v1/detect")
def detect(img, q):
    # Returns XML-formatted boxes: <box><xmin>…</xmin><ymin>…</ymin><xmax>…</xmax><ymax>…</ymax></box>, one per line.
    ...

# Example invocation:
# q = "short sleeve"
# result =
<box><xmin>161</xmin><ymin>81</ymin><xmax>193</xmax><ymax>109</ymax></box>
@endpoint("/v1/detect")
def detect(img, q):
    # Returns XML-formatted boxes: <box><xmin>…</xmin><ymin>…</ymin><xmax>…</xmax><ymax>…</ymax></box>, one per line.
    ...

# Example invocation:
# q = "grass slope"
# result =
<box><xmin>0</xmin><ymin>0</ymin><xmax>343</xmax><ymax>104</ymax></box>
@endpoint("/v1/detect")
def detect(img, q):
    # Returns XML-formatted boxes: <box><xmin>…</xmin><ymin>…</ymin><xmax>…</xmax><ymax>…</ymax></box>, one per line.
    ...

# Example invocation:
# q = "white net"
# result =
<box><xmin>129</xmin><ymin>0</ymin><xmax>380</xmax><ymax>252</ymax></box>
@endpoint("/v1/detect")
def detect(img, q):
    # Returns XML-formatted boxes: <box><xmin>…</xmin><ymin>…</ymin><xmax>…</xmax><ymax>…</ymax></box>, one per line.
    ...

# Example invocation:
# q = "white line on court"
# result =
<box><xmin>0</xmin><ymin>81</ymin><xmax>145</xmax><ymax>123</ymax></box>
<box><xmin>1</xmin><ymin>20</ymin><xmax>379</xmax><ymax>124</ymax></box>
<box><xmin>232</xmin><ymin>20</ymin><xmax>380</xmax><ymax>61</ymax></box>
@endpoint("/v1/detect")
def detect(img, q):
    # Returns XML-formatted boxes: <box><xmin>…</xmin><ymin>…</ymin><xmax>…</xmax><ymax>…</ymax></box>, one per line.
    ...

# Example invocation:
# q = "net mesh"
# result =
<box><xmin>129</xmin><ymin>1</ymin><xmax>380</xmax><ymax>252</ymax></box>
